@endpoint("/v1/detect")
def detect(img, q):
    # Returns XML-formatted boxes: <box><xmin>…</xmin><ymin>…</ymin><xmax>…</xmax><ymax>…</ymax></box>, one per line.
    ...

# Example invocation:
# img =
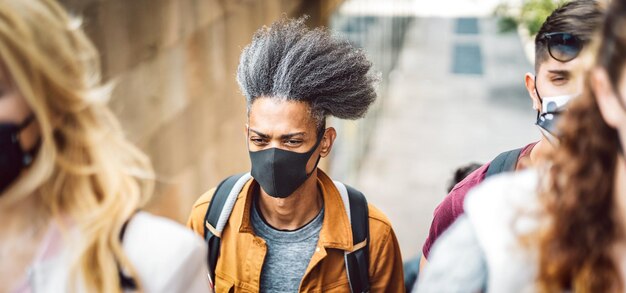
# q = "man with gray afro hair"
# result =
<box><xmin>237</xmin><ymin>16</ymin><xmax>378</xmax><ymax>129</ymax></box>
<box><xmin>187</xmin><ymin>17</ymin><xmax>404</xmax><ymax>293</ymax></box>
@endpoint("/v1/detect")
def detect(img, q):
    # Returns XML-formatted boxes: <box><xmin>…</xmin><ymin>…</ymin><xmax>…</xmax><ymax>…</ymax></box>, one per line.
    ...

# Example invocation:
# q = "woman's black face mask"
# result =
<box><xmin>0</xmin><ymin>114</ymin><xmax>37</xmax><ymax>194</ymax></box>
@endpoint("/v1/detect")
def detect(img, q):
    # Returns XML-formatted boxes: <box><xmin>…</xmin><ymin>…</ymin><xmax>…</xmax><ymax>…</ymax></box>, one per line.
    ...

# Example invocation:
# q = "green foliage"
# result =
<box><xmin>520</xmin><ymin>0</ymin><xmax>567</xmax><ymax>35</ymax></box>
<box><xmin>498</xmin><ymin>16</ymin><xmax>518</xmax><ymax>33</ymax></box>
<box><xmin>495</xmin><ymin>0</ymin><xmax>569</xmax><ymax>36</ymax></box>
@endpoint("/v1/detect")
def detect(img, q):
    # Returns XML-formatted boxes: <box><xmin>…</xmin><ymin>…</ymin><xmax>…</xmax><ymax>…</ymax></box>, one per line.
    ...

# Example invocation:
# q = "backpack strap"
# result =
<box><xmin>334</xmin><ymin>181</ymin><xmax>370</xmax><ymax>293</ymax></box>
<box><xmin>485</xmin><ymin>147</ymin><xmax>523</xmax><ymax>178</ymax></box>
<box><xmin>203</xmin><ymin>173</ymin><xmax>252</xmax><ymax>288</ymax></box>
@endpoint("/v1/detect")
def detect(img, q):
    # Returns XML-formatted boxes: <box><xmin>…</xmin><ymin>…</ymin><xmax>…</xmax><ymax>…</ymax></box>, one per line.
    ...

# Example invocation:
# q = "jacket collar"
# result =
<box><xmin>237</xmin><ymin>169</ymin><xmax>353</xmax><ymax>251</ymax></box>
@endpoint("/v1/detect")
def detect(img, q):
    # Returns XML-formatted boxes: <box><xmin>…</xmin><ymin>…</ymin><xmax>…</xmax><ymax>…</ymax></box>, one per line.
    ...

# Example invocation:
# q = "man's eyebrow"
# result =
<box><xmin>248</xmin><ymin>129</ymin><xmax>307</xmax><ymax>139</ymax></box>
<box><xmin>249</xmin><ymin>129</ymin><xmax>270</xmax><ymax>138</ymax></box>
<box><xmin>547</xmin><ymin>70</ymin><xmax>571</xmax><ymax>77</ymax></box>
<box><xmin>279</xmin><ymin>132</ymin><xmax>306</xmax><ymax>140</ymax></box>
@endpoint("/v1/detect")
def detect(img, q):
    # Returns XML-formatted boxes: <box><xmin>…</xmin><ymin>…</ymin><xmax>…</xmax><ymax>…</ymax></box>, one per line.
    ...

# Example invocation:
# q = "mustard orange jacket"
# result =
<box><xmin>187</xmin><ymin>170</ymin><xmax>405</xmax><ymax>292</ymax></box>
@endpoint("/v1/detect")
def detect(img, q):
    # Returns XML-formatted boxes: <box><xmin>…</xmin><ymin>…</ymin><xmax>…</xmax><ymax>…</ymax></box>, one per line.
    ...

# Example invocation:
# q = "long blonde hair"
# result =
<box><xmin>0</xmin><ymin>0</ymin><xmax>153</xmax><ymax>291</ymax></box>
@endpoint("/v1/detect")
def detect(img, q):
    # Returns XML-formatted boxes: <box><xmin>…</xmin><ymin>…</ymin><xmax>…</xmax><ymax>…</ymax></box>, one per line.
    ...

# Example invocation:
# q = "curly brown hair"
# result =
<box><xmin>536</xmin><ymin>0</ymin><xmax>626</xmax><ymax>291</ymax></box>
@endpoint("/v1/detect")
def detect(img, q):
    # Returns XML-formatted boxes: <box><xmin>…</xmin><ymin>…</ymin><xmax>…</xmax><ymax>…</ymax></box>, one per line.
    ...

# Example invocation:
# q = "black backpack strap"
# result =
<box><xmin>344</xmin><ymin>185</ymin><xmax>370</xmax><ymax>293</ymax></box>
<box><xmin>485</xmin><ymin>147</ymin><xmax>523</xmax><ymax>178</ymax></box>
<box><xmin>203</xmin><ymin>173</ymin><xmax>249</xmax><ymax>288</ymax></box>
<box><xmin>118</xmin><ymin>215</ymin><xmax>137</xmax><ymax>290</ymax></box>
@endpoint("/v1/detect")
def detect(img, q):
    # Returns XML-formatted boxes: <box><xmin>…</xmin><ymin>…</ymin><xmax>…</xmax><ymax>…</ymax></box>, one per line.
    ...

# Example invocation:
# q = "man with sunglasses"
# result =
<box><xmin>418</xmin><ymin>0</ymin><xmax>604</xmax><ymax>274</ymax></box>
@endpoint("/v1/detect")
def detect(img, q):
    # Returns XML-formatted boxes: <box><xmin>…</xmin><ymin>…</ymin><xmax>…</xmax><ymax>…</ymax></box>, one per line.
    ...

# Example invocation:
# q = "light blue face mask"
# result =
<box><xmin>535</xmin><ymin>94</ymin><xmax>576</xmax><ymax>144</ymax></box>
<box><xmin>534</xmin><ymin>76</ymin><xmax>579</xmax><ymax>144</ymax></box>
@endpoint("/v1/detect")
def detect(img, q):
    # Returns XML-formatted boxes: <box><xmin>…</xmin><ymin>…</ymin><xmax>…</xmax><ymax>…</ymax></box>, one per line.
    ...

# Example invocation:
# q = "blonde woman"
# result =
<box><xmin>0</xmin><ymin>0</ymin><xmax>209</xmax><ymax>292</ymax></box>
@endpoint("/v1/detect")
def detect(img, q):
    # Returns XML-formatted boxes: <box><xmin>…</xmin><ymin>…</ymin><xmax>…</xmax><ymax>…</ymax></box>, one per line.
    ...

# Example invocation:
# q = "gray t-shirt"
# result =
<box><xmin>251</xmin><ymin>198</ymin><xmax>324</xmax><ymax>293</ymax></box>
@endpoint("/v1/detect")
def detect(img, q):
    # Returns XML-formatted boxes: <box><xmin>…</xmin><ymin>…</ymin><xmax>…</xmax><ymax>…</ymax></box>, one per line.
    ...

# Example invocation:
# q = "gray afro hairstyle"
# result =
<box><xmin>237</xmin><ymin>17</ymin><xmax>378</xmax><ymax>128</ymax></box>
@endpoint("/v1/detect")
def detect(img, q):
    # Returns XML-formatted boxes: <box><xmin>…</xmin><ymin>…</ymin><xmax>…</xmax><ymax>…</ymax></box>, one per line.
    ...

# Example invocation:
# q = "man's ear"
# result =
<box><xmin>525</xmin><ymin>72</ymin><xmax>541</xmax><ymax>111</ymax></box>
<box><xmin>320</xmin><ymin>127</ymin><xmax>337</xmax><ymax>158</ymax></box>
<box><xmin>591</xmin><ymin>67</ymin><xmax>624</xmax><ymax>128</ymax></box>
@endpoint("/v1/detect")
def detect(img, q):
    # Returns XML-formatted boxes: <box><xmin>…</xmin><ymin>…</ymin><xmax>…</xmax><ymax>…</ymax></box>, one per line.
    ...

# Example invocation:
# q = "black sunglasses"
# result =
<box><xmin>539</xmin><ymin>32</ymin><xmax>583</xmax><ymax>62</ymax></box>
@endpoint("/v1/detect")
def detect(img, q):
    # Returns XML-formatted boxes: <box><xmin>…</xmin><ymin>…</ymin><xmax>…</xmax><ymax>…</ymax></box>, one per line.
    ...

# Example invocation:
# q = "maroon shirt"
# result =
<box><xmin>421</xmin><ymin>142</ymin><xmax>538</xmax><ymax>258</ymax></box>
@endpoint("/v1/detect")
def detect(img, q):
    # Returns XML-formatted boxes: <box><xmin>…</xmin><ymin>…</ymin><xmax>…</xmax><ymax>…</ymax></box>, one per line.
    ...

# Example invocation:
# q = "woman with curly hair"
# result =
<box><xmin>416</xmin><ymin>0</ymin><xmax>626</xmax><ymax>292</ymax></box>
<box><xmin>0</xmin><ymin>0</ymin><xmax>209</xmax><ymax>292</ymax></box>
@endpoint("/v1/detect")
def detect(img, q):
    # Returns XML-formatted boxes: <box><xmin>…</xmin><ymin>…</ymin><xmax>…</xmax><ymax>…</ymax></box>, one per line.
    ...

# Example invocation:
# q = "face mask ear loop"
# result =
<box><xmin>17</xmin><ymin>114</ymin><xmax>35</xmax><ymax>131</ymax></box>
<box><xmin>22</xmin><ymin>139</ymin><xmax>41</xmax><ymax>167</ymax></box>
<box><xmin>14</xmin><ymin>113</ymin><xmax>39</xmax><ymax>167</ymax></box>
<box><xmin>11</xmin><ymin>113</ymin><xmax>35</xmax><ymax>146</ymax></box>
<box><xmin>535</xmin><ymin>76</ymin><xmax>544</xmax><ymax>124</ymax></box>
<box><xmin>305</xmin><ymin>128</ymin><xmax>327</xmax><ymax>177</ymax></box>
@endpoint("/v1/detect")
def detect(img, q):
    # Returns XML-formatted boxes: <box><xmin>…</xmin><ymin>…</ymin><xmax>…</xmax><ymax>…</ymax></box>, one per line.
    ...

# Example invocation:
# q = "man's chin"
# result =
<box><xmin>537</xmin><ymin>126</ymin><xmax>560</xmax><ymax>146</ymax></box>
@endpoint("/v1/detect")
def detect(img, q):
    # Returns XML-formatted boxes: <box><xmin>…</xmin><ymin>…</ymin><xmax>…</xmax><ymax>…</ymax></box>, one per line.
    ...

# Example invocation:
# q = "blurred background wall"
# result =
<box><xmin>328</xmin><ymin>6</ymin><xmax>413</xmax><ymax>183</ymax></box>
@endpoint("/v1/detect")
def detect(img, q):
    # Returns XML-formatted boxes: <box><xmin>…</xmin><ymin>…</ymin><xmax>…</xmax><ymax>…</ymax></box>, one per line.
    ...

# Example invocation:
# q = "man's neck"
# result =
<box><xmin>256</xmin><ymin>172</ymin><xmax>324</xmax><ymax>231</ymax></box>
<box><xmin>528</xmin><ymin>137</ymin><xmax>554</xmax><ymax>167</ymax></box>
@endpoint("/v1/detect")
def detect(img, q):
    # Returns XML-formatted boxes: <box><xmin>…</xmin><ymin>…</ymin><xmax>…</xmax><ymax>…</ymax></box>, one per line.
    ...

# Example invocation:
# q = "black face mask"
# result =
<box><xmin>249</xmin><ymin>130</ymin><xmax>324</xmax><ymax>198</ymax></box>
<box><xmin>0</xmin><ymin>114</ymin><xmax>37</xmax><ymax>194</ymax></box>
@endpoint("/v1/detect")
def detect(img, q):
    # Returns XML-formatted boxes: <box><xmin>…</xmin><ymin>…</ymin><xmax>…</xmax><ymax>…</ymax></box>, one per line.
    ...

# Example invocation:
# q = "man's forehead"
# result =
<box><xmin>538</xmin><ymin>56</ymin><xmax>583</xmax><ymax>75</ymax></box>
<box><xmin>248</xmin><ymin>97</ymin><xmax>316</xmax><ymax>134</ymax></box>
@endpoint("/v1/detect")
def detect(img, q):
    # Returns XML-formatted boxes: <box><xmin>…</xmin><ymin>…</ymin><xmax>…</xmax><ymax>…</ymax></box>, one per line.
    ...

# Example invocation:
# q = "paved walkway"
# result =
<box><xmin>355</xmin><ymin>17</ymin><xmax>539</xmax><ymax>259</ymax></box>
